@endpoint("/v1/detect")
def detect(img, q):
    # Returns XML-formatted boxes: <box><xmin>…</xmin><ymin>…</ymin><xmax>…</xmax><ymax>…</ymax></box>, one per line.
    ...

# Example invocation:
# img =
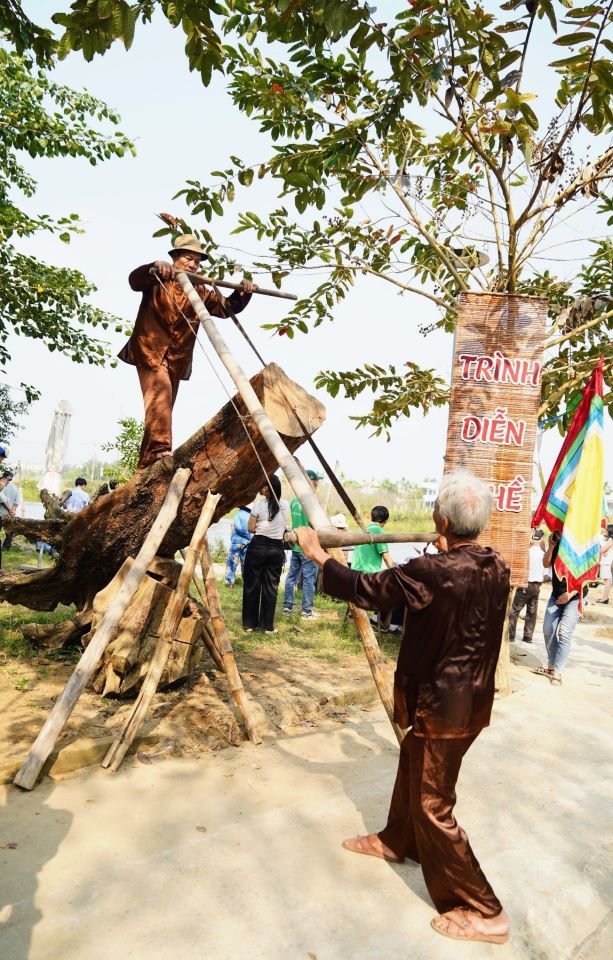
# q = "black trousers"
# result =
<box><xmin>242</xmin><ymin>535</ymin><xmax>285</xmax><ymax>631</ymax></box>
<box><xmin>508</xmin><ymin>582</ymin><xmax>541</xmax><ymax>641</ymax></box>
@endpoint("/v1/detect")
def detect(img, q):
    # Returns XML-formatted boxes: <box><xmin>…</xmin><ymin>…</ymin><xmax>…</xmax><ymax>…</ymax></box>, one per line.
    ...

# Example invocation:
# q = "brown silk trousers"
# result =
<box><xmin>378</xmin><ymin>731</ymin><xmax>502</xmax><ymax>918</ymax></box>
<box><xmin>137</xmin><ymin>359</ymin><xmax>181</xmax><ymax>468</ymax></box>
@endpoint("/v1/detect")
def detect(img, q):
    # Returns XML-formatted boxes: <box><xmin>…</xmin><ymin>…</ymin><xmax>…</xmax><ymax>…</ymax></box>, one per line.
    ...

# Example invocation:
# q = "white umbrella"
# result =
<box><xmin>39</xmin><ymin>400</ymin><xmax>73</xmax><ymax>496</ymax></box>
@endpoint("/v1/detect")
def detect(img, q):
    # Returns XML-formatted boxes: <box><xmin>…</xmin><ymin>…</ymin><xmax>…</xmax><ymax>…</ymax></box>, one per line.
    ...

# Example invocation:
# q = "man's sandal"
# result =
<box><xmin>431</xmin><ymin>909</ymin><xmax>509</xmax><ymax>944</ymax></box>
<box><xmin>341</xmin><ymin>834</ymin><xmax>404</xmax><ymax>863</ymax></box>
<box><xmin>550</xmin><ymin>671</ymin><xmax>562</xmax><ymax>686</ymax></box>
<box><xmin>532</xmin><ymin>666</ymin><xmax>554</xmax><ymax>678</ymax></box>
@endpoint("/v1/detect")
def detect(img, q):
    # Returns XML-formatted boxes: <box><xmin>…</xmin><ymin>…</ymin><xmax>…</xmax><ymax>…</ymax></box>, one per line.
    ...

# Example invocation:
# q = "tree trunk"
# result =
<box><xmin>0</xmin><ymin>363</ymin><xmax>324</xmax><ymax>611</ymax></box>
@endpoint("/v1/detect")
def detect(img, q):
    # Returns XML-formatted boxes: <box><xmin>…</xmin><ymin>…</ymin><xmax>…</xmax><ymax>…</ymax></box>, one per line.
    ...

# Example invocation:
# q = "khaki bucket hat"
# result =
<box><xmin>168</xmin><ymin>233</ymin><xmax>204</xmax><ymax>257</ymax></box>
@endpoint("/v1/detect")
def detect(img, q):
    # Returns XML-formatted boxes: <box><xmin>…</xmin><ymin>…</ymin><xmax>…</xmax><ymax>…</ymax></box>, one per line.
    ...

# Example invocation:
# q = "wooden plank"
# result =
<box><xmin>13</xmin><ymin>468</ymin><xmax>192</xmax><ymax>791</ymax></box>
<box><xmin>201</xmin><ymin>539</ymin><xmax>262</xmax><ymax>745</ymax></box>
<box><xmin>102</xmin><ymin>491</ymin><xmax>221</xmax><ymax>772</ymax></box>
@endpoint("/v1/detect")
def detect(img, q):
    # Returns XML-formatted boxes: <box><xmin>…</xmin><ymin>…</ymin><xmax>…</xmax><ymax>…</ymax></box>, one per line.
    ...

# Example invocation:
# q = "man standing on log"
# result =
<box><xmin>295</xmin><ymin>470</ymin><xmax>511</xmax><ymax>945</ymax></box>
<box><xmin>119</xmin><ymin>234</ymin><xmax>256</xmax><ymax>469</ymax></box>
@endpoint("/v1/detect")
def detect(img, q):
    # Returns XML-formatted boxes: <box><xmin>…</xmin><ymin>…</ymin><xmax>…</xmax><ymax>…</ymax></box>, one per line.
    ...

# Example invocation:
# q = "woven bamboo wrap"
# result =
<box><xmin>445</xmin><ymin>292</ymin><xmax>547</xmax><ymax>585</ymax></box>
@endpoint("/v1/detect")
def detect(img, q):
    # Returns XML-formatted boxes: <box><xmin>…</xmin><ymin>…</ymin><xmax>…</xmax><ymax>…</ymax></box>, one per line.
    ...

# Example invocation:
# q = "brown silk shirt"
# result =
<box><xmin>322</xmin><ymin>545</ymin><xmax>510</xmax><ymax>738</ymax></box>
<box><xmin>118</xmin><ymin>263</ymin><xmax>252</xmax><ymax>381</ymax></box>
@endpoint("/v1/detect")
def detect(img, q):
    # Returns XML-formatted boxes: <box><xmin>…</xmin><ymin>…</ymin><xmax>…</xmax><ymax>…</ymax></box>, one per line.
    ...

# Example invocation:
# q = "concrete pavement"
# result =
<box><xmin>1</xmin><ymin>609</ymin><xmax>612</xmax><ymax>960</ymax></box>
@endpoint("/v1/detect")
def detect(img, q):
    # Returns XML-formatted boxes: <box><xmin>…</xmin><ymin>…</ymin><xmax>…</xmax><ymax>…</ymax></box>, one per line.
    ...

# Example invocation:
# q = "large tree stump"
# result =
<box><xmin>0</xmin><ymin>363</ymin><xmax>325</xmax><ymax>610</ymax></box>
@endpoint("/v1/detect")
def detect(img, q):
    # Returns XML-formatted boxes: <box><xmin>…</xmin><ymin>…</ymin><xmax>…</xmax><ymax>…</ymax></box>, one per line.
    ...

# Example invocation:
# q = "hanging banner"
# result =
<box><xmin>444</xmin><ymin>292</ymin><xmax>547</xmax><ymax>585</ymax></box>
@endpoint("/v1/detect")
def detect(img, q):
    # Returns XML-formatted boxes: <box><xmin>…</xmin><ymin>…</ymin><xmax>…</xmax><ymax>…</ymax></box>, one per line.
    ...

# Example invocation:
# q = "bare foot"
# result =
<box><xmin>341</xmin><ymin>833</ymin><xmax>404</xmax><ymax>863</ymax></box>
<box><xmin>431</xmin><ymin>907</ymin><xmax>509</xmax><ymax>944</ymax></box>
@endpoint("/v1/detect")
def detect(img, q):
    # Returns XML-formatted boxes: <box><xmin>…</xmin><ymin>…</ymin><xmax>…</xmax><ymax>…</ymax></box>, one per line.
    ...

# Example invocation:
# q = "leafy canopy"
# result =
<box><xmin>0</xmin><ymin>32</ymin><xmax>134</xmax><ymax>385</ymax></box>
<box><xmin>30</xmin><ymin>1</ymin><xmax>613</xmax><ymax>432</ymax></box>
<box><xmin>0</xmin><ymin>381</ymin><xmax>31</xmax><ymax>447</ymax></box>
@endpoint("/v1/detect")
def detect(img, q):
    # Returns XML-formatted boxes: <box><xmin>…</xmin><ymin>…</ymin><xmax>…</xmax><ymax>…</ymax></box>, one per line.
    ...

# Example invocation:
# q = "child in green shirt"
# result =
<box><xmin>352</xmin><ymin>506</ymin><xmax>394</xmax><ymax>573</ymax></box>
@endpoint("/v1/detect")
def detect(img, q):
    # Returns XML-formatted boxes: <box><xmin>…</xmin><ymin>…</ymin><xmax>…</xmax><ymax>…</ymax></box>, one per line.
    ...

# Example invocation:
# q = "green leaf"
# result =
<box><xmin>554</xmin><ymin>31</ymin><xmax>596</xmax><ymax>45</ymax></box>
<box><xmin>539</xmin><ymin>0</ymin><xmax>558</xmax><ymax>32</ymax></box>
<box><xmin>520</xmin><ymin>102</ymin><xmax>539</xmax><ymax>129</ymax></box>
<box><xmin>550</xmin><ymin>52</ymin><xmax>590</xmax><ymax>67</ymax></box>
<box><xmin>564</xmin><ymin>6</ymin><xmax>605</xmax><ymax>18</ymax></box>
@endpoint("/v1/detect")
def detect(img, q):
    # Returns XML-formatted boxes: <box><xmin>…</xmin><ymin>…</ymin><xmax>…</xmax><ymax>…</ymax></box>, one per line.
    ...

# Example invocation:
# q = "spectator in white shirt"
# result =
<box><xmin>508</xmin><ymin>529</ymin><xmax>545</xmax><ymax>644</ymax></box>
<box><xmin>62</xmin><ymin>477</ymin><xmax>91</xmax><ymax>513</ymax></box>
<box><xmin>242</xmin><ymin>474</ymin><xmax>290</xmax><ymax>633</ymax></box>
<box><xmin>597</xmin><ymin>524</ymin><xmax>613</xmax><ymax>604</ymax></box>
<box><xmin>0</xmin><ymin>473</ymin><xmax>16</xmax><ymax>568</ymax></box>
<box><xmin>0</xmin><ymin>470</ymin><xmax>19</xmax><ymax>550</ymax></box>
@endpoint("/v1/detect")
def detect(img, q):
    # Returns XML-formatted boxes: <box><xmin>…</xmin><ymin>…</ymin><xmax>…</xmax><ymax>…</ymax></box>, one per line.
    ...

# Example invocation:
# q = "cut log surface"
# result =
<box><xmin>84</xmin><ymin>560</ymin><xmax>203</xmax><ymax>696</ymax></box>
<box><xmin>0</xmin><ymin>364</ymin><xmax>324</xmax><ymax>611</ymax></box>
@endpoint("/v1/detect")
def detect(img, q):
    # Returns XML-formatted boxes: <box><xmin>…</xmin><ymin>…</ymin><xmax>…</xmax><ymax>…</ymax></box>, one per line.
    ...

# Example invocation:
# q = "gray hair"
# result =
<box><xmin>434</xmin><ymin>470</ymin><xmax>492</xmax><ymax>537</ymax></box>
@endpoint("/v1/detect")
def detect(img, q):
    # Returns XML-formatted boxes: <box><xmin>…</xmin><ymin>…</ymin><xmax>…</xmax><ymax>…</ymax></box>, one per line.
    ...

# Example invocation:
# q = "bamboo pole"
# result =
<box><xmin>178</xmin><ymin>547</ymin><xmax>224</xmax><ymax>670</ymax></box>
<box><xmin>176</xmin><ymin>271</ymin><xmax>403</xmax><ymax>744</ymax></box>
<box><xmin>495</xmin><ymin>587</ymin><xmax>515</xmax><ymax>696</ymax></box>
<box><xmin>329</xmin><ymin>546</ymin><xmax>406</xmax><ymax>744</ymax></box>
<box><xmin>177</xmin><ymin>270</ymin><xmax>329</xmax><ymax>527</ymax></box>
<box><xmin>13</xmin><ymin>468</ymin><xmax>191</xmax><ymax>791</ymax></box>
<box><xmin>201</xmin><ymin>539</ymin><xmax>262</xmax><ymax>745</ymax></box>
<box><xmin>182</xmin><ymin>269</ymin><xmax>297</xmax><ymax>301</ymax></box>
<box><xmin>285</xmin><ymin>529</ymin><xmax>436</xmax><ymax>549</ymax></box>
<box><xmin>102</xmin><ymin>491</ymin><xmax>221</xmax><ymax>773</ymax></box>
<box><xmin>199</xmin><ymin>621</ymin><xmax>225</xmax><ymax>672</ymax></box>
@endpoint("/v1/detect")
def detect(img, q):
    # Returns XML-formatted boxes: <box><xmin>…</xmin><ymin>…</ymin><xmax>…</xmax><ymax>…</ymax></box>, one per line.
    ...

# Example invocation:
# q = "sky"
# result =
<box><xmin>4</xmin><ymin>1</ymin><xmax>612</xmax><ymax>485</ymax></box>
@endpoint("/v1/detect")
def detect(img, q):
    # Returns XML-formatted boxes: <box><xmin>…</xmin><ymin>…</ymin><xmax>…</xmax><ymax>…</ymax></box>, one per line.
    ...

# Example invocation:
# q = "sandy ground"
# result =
<box><xmin>0</xmin><ymin>647</ymin><xmax>385</xmax><ymax>783</ymax></box>
<box><xmin>1</xmin><ymin>600</ymin><xmax>612</xmax><ymax>960</ymax></box>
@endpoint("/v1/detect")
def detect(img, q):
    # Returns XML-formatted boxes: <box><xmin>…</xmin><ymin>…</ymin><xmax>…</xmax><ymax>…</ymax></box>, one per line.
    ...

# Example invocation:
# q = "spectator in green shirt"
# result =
<box><xmin>283</xmin><ymin>469</ymin><xmax>323</xmax><ymax>619</ymax></box>
<box><xmin>352</xmin><ymin>506</ymin><xmax>394</xmax><ymax>574</ymax></box>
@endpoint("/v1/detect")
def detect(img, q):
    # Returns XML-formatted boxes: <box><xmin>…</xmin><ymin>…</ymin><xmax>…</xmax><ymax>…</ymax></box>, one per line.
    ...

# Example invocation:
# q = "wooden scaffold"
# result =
<box><xmin>12</xmin><ymin>267</ymin><xmax>437</xmax><ymax>791</ymax></box>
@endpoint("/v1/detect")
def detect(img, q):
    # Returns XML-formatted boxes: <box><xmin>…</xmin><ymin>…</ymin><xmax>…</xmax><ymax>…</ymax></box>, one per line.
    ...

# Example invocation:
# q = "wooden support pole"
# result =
<box><xmin>495</xmin><ymin>587</ymin><xmax>515</xmax><ymax>696</ymax></box>
<box><xmin>329</xmin><ymin>547</ymin><xmax>406</xmax><ymax>746</ymax></box>
<box><xmin>177</xmin><ymin>270</ymin><xmax>401</xmax><ymax>744</ymax></box>
<box><xmin>201</xmin><ymin>540</ymin><xmax>262</xmax><ymax>745</ymax></box>
<box><xmin>13</xmin><ymin>468</ymin><xmax>191</xmax><ymax>791</ymax></box>
<box><xmin>102</xmin><ymin>491</ymin><xmax>221</xmax><ymax>773</ymax></box>
<box><xmin>199</xmin><ymin>621</ymin><xmax>225</xmax><ymax>672</ymax></box>
<box><xmin>179</xmin><ymin>547</ymin><xmax>223</xmax><ymax>670</ymax></box>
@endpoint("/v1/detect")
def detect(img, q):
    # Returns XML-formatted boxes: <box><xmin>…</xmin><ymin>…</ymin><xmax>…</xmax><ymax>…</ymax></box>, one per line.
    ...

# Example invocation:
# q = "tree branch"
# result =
<box><xmin>4</xmin><ymin>516</ymin><xmax>66</xmax><ymax>549</ymax></box>
<box><xmin>516</xmin><ymin>1</ymin><xmax>613</xmax><ymax>231</ymax></box>
<box><xmin>545</xmin><ymin>306</ymin><xmax>613</xmax><ymax>350</ymax></box>
<box><xmin>539</xmin><ymin>355</ymin><xmax>612</xmax><ymax>417</ymax></box>
<box><xmin>521</xmin><ymin>147</ymin><xmax>613</xmax><ymax>226</ymax></box>
<box><xmin>362</xmin><ymin>143</ymin><xmax>469</xmax><ymax>291</ymax></box>
<box><xmin>348</xmin><ymin>261</ymin><xmax>449</xmax><ymax>307</ymax></box>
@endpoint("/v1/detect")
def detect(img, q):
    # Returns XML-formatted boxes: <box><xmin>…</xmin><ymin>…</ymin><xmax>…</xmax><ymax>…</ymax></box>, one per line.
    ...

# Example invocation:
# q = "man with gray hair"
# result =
<box><xmin>296</xmin><ymin>469</ymin><xmax>510</xmax><ymax>944</ymax></box>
